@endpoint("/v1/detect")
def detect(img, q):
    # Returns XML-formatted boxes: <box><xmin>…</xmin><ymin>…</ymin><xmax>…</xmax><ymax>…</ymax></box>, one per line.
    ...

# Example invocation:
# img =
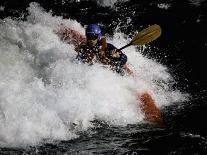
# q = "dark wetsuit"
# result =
<box><xmin>76</xmin><ymin>40</ymin><xmax>127</xmax><ymax>75</ymax></box>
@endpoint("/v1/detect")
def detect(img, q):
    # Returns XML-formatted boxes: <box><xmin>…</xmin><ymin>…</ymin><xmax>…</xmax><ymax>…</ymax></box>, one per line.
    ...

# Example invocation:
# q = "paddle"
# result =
<box><xmin>117</xmin><ymin>24</ymin><xmax>161</xmax><ymax>51</ymax></box>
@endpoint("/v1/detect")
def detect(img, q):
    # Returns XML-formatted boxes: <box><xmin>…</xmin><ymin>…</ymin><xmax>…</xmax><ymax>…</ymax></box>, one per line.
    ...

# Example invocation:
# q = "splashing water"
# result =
<box><xmin>57</xmin><ymin>0</ymin><xmax>129</xmax><ymax>7</ymax></box>
<box><xmin>188</xmin><ymin>0</ymin><xmax>206</xmax><ymax>6</ymax></box>
<box><xmin>96</xmin><ymin>0</ymin><xmax>129</xmax><ymax>7</ymax></box>
<box><xmin>0</xmin><ymin>2</ymin><xmax>188</xmax><ymax>147</ymax></box>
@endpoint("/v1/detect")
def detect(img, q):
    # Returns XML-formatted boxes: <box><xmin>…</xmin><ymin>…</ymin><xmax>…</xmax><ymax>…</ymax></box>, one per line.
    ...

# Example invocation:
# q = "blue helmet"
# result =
<box><xmin>86</xmin><ymin>24</ymin><xmax>102</xmax><ymax>40</ymax></box>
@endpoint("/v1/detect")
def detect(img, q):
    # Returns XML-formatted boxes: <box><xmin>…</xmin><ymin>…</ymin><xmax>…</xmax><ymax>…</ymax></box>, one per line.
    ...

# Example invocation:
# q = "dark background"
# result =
<box><xmin>1</xmin><ymin>0</ymin><xmax>207</xmax><ymax>137</ymax></box>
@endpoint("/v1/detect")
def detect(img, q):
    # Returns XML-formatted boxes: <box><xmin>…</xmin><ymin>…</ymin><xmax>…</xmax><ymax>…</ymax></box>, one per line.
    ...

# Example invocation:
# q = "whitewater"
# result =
<box><xmin>0</xmin><ymin>3</ymin><xmax>188</xmax><ymax>147</ymax></box>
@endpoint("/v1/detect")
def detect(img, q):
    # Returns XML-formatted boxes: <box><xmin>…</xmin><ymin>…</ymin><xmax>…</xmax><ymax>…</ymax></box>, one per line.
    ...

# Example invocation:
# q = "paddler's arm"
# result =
<box><xmin>107</xmin><ymin>43</ymin><xmax>133</xmax><ymax>75</ymax></box>
<box><xmin>118</xmin><ymin>52</ymin><xmax>133</xmax><ymax>75</ymax></box>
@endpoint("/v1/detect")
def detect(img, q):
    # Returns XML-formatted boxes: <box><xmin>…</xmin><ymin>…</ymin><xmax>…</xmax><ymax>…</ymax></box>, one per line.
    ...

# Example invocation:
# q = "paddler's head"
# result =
<box><xmin>86</xmin><ymin>24</ymin><xmax>102</xmax><ymax>47</ymax></box>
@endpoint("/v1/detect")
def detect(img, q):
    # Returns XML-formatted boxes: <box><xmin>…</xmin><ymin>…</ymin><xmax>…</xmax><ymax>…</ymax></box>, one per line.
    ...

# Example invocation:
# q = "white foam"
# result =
<box><xmin>188</xmin><ymin>0</ymin><xmax>205</xmax><ymax>6</ymax></box>
<box><xmin>0</xmin><ymin>6</ymin><xmax>5</xmax><ymax>11</ymax></box>
<box><xmin>157</xmin><ymin>3</ymin><xmax>171</xmax><ymax>10</ymax></box>
<box><xmin>0</xmin><ymin>2</ymin><xmax>188</xmax><ymax>147</ymax></box>
<box><xmin>60</xmin><ymin>0</ymin><xmax>129</xmax><ymax>7</ymax></box>
<box><xmin>95</xmin><ymin>0</ymin><xmax>129</xmax><ymax>7</ymax></box>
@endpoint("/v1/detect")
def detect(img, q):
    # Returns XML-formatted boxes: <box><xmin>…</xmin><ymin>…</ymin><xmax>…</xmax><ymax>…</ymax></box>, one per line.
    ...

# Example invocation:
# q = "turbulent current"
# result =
<box><xmin>0</xmin><ymin>3</ymin><xmax>188</xmax><ymax>147</ymax></box>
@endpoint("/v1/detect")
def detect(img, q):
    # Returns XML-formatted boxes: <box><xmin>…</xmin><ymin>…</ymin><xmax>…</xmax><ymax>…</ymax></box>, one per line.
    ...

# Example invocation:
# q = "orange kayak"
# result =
<box><xmin>138</xmin><ymin>92</ymin><xmax>162</xmax><ymax>124</ymax></box>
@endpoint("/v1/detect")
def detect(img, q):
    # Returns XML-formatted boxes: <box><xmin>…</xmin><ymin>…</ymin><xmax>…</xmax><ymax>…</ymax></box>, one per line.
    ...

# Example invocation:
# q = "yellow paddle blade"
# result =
<box><xmin>131</xmin><ymin>24</ymin><xmax>161</xmax><ymax>45</ymax></box>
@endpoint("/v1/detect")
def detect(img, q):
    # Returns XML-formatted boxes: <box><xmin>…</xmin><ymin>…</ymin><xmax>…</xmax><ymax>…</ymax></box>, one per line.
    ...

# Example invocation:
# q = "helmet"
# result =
<box><xmin>86</xmin><ymin>24</ymin><xmax>102</xmax><ymax>40</ymax></box>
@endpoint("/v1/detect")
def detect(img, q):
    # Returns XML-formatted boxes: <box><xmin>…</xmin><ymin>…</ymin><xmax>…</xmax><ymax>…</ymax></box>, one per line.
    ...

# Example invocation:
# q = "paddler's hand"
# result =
<box><xmin>111</xmin><ymin>49</ymin><xmax>120</xmax><ymax>58</ymax></box>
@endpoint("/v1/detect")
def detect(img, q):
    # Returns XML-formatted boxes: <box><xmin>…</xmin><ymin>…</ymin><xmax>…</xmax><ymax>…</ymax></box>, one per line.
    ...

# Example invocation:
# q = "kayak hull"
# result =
<box><xmin>138</xmin><ymin>92</ymin><xmax>162</xmax><ymax>124</ymax></box>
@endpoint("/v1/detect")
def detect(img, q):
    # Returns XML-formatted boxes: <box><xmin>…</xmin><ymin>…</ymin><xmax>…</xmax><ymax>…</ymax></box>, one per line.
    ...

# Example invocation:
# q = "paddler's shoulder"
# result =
<box><xmin>99</xmin><ymin>37</ymin><xmax>117</xmax><ymax>49</ymax></box>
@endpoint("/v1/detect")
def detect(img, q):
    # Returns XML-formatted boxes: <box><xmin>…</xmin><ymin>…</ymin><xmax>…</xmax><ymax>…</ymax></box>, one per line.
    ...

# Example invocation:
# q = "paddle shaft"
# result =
<box><xmin>117</xmin><ymin>42</ymin><xmax>132</xmax><ymax>51</ymax></box>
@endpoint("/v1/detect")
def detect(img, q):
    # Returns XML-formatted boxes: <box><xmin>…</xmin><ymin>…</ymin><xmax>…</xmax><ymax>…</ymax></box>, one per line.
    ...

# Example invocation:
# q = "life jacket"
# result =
<box><xmin>76</xmin><ymin>44</ymin><xmax>96</xmax><ymax>64</ymax></box>
<box><xmin>76</xmin><ymin>37</ymin><xmax>111</xmax><ymax>65</ymax></box>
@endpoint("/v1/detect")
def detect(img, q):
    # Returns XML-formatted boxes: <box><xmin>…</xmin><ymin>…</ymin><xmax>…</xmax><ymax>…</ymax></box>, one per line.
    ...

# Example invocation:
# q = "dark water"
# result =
<box><xmin>0</xmin><ymin>0</ymin><xmax>207</xmax><ymax>154</ymax></box>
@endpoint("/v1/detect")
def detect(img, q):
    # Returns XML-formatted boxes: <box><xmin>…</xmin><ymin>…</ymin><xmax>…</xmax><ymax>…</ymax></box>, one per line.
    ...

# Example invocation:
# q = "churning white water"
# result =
<box><xmin>0</xmin><ymin>2</ymin><xmax>188</xmax><ymax>147</ymax></box>
<box><xmin>96</xmin><ymin>0</ymin><xmax>129</xmax><ymax>7</ymax></box>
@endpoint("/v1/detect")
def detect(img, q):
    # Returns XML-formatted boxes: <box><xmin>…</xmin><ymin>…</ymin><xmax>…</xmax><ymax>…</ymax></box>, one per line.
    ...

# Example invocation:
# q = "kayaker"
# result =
<box><xmin>75</xmin><ymin>24</ymin><xmax>133</xmax><ymax>75</ymax></box>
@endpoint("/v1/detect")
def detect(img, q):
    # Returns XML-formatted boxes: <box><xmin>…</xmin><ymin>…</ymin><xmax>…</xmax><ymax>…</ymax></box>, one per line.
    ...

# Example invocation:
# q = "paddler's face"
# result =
<box><xmin>86</xmin><ymin>34</ymin><xmax>98</xmax><ymax>47</ymax></box>
<box><xmin>87</xmin><ymin>39</ymin><xmax>98</xmax><ymax>47</ymax></box>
